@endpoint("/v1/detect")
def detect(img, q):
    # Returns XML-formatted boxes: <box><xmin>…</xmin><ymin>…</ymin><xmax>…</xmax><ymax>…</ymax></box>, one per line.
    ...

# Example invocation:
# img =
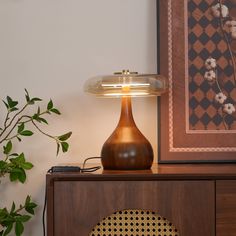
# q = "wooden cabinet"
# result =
<box><xmin>216</xmin><ymin>180</ymin><xmax>236</xmax><ymax>236</ymax></box>
<box><xmin>46</xmin><ymin>164</ymin><xmax>236</xmax><ymax>236</ymax></box>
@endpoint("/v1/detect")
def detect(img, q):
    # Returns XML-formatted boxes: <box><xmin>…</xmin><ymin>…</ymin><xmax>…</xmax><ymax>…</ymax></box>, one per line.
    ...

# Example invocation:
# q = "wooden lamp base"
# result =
<box><xmin>101</xmin><ymin>96</ymin><xmax>153</xmax><ymax>170</ymax></box>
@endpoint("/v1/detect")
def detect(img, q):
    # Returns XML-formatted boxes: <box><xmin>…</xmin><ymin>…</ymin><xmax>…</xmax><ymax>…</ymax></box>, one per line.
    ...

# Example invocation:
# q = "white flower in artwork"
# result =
<box><xmin>212</xmin><ymin>3</ymin><xmax>229</xmax><ymax>18</ymax></box>
<box><xmin>204</xmin><ymin>70</ymin><xmax>216</xmax><ymax>82</ymax></box>
<box><xmin>205</xmin><ymin>58</ymin><xmax>217</xmax><ymax>70</ymax></box>
<box><xmin>215</xmin><ymin>92</ymin><xmax>227</xmax><ymax>104</ymax></box>
<box><xmin>225</xmin><ymin>20</ymin><xmax>236</xmax><ymax>38</ymax></box>
<box><xmin>223</xmin><ymin>103</ymin><xmax>236</xmax><ymax>114</ymax></box>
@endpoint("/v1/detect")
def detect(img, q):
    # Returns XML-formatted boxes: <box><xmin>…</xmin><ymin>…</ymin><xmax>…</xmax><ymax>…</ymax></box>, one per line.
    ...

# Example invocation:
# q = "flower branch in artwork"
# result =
<box><xmin>215</xmin><ymin>1</ymin><xmax>236</xmax><ymax>85</ymax></box>
<box><xmin>203</xmin><ymin>1</ymin><xmax>236</xmax><ymax>129</ymax></box>
<box><xmin>204</xmin><ymin>56</ymin><xmax>235</xmax><ymax>129</ymax></box>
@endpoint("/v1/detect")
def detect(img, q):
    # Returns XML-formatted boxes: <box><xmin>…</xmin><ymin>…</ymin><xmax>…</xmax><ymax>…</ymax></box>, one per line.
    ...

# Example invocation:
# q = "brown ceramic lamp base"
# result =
<box><xmin>101</xmin><ymin>96</ymin><xmax>153</xmax><ymax>170</ymax></box>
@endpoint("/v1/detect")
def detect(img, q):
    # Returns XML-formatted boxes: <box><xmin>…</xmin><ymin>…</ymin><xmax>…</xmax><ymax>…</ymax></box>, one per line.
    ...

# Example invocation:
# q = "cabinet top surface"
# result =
<box><xmin>46</xmin><ymin>163</ymin><xmax>236</xmax><ymax>180</ymax></box>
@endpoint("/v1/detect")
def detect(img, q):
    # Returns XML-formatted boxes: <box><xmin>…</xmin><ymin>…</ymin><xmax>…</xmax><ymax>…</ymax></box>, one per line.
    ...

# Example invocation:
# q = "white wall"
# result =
<box><xmin>0</xmin><ymin>0</ymin><xmax>157</xmax><ymax>235</ymax></box>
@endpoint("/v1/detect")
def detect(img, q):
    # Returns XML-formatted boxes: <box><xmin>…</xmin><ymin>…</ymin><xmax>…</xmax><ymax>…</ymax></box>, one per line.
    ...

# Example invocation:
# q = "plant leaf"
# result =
<box><xmin>9</xmin><ymin>153</ymin><xmax>19</xmax><ymax>157</ymax></box>
<box><xmin>30</xmin><ymin>97</ymin><xmax>42</xmax><ymax>104</ymax></box>
<box><xmin>16</xmin><ymin>215</ymin><xmax>31</xmax><ymax>223</ymax></box>
<box><xmin>50</xmin><ymin>108</ymin><xmax>61</xmax><ymax>115</ymax></box>
<box><xmin>9</xmin><ymin>172</ymin><xmax>18</xmax><ymax>182</ymax></box>
<box><xmin>3</xmin><ymin>223</ymin><xmax>13</xmax><ymax>236</ymax></box>
<box><xmin>47</xmin><ymin>99</ymin><xmax>53</xmax><ymax>110</ymax></box>
<box><xmin>25</xmin><ymin>202</ymin><xmax>37</xmax><ymax>215</ymax></box>
<box><xmin>20</xmin><ymin>130</ymin><xmax>33</xmax><ymax>136</ymax></box>
<box><xmin>10</xmin><ymin>202</ymin><xmax>15</xmax><ymax>214</ymax></box>
<box><xmin>20</xmin><ymin>162</ymin><xmax>33</xmax><ymax>170</ymax></box>
<box><xmin>3</xmin><ymin>141</ymin><xmax>12</xmax><ymax>155</ymax></box>
<box><xmin>10</xmin><ymin>167</ymin><xmax>26</xmax><ymax>183</ymax></box>
<box><xmin>37</xmin><ymin>106</ymin><xmax>40</xmax><ymax>115</ymax></box>
<box><xmin>0</xmin><ymin>160</ymin><xmax>7</xmax><ymax>169</ymax></box>
<box><xmin>17</xmin><ymin>153</ymin><xmax>25</xmax><ymax>163</ymax></box>
<box><xmin>58</xmin><ymin>132</ymin><xmax>72</xmax><ymax>141</ymax></box>
<box><xmin>2</xmin><ymin>100</ymin><xmax>9</xmax><ymax>109</ymax></box>
<box><xmin>24</xmin><ymin>89</ymin><xmax>30</xmax><ymax>103</ymax></box>
<box><xmin>37</xmin><ymin>117</ymin><xmax>48</xmax><ymax>124</ymax></box>
<box><xmin>6</xmin><ymin>96</ymin><xmax>18</xmax><ymax>108</ymax></box>
<box><xmin>17</xmin><ymin>169</ymin><xmax>26</xmax><ymax>183</ymax></box>
<box><xmin>56</xmin><ymin>143</ymin><xmax>60</xmax><ymax>156</ymax></box>
<box><xmin>17</xmin><ymin>124</ymin><xmax>24</xmax><ymax>134</ymax></box>
<box><xmin>16</xmin><ymin>137</ymin><xmax>22</xmax><ymax>142</ymax></box>
<box><xmin>24</xmin><ymin>89</ymin><xmax>29</xmax><ymax>97</ymax></box>
<box><xmin>61</xmin><ymin>142</ymin><xmax>69</xmax><ymax>153</ymax></box>
<box><xmin>9</xmin><ymin>107</ymin><xmax>18</xmax><ymax>112</ymax></box>
<box><xmin>25</xmin><ymin>196</ymin><xmax>31</xmax><ymax>205</ymax></box>
<box><xmin>15</xmin><ymin>221</ymin><xmax>24</xmax><ymax>236</ymax></box>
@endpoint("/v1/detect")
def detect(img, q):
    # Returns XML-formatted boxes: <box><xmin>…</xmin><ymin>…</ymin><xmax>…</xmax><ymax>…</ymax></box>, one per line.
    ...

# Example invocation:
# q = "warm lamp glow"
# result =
<box><xmin>84</xmin><ymin>70</ymin><xmax>167</xmax><ymax>170</ymax></box>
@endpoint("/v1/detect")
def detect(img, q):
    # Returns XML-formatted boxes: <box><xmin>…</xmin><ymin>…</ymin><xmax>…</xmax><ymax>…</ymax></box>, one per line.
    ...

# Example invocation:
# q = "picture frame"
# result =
<box><xmin>158</xmin><ymin>0</ymin><xmax>236</xmax><ymax>163</ymax></box>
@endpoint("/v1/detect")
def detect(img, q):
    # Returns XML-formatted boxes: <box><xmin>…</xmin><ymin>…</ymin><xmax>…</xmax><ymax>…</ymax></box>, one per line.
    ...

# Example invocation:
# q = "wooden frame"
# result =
<box><xmin>158</xmin><ymin>0</ymin><xmax>236</xmax><ymax>163</ymax></box>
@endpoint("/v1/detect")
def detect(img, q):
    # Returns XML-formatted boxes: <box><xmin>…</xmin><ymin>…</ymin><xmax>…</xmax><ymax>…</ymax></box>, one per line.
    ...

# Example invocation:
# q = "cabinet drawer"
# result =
<box><xmin>216</xmin><ymin>180</ymin><xmax>236</xmax><ymax>236</ymax></box>
<box><xmin>53</xmin><ymin>180</ymin><xmax>214</xmax><ymax>236</ymax></box>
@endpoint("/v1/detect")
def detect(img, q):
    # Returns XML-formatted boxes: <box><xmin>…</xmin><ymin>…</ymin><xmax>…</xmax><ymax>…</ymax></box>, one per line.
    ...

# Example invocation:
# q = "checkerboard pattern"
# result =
<box><xmin>188</xmin><ymin>0</ymin><xmax>236</xmax><ymax>130</ymax></box>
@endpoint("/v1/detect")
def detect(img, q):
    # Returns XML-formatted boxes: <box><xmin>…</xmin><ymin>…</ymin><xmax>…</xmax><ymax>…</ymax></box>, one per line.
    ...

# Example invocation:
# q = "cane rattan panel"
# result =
<box><xmin>90</xmin><ymin>209</ymin><xmax>179</xmax><ymax>236</ymax></box>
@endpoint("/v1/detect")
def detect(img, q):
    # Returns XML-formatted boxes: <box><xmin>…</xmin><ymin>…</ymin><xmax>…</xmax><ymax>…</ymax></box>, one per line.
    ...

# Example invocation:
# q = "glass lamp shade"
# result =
<box><xmin>84</xmin><ymin>70</ymin><xmax>167</xmax><ymax>170</ymax></box>
<box><xmin>84</xmin><ymin>70</ymin><xmax>167</xmax><ymax>97</ymax></box>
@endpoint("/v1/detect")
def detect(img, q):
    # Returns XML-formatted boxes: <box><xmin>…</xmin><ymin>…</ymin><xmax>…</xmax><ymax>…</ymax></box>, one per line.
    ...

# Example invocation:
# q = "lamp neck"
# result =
<box><xmin>118</xmin><ymin>96</ymin><xmax>136</xmax><ymax>126</ymax></box>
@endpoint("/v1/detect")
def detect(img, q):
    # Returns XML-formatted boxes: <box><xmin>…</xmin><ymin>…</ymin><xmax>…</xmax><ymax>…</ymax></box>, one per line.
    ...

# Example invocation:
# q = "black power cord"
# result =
<box><xmin>43</xmin><ymin>157</ymin><xmax>101</xmax><ymax>236</ymax></box>
<box><xmin>42</xmin><ymin>184</ymin><xmax>47</xmax><ymax>236</ymax></box>
<box><xmin>82</xmin><ymin>156</ymin><xmax>102</xmax><ymax>170</ymax></box>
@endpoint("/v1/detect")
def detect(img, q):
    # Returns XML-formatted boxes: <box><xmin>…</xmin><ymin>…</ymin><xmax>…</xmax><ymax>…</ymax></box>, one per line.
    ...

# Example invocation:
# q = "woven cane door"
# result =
<box><xmin>90</xmin><ymin>209</ymin><xmax>179</xmax><ymax>236</ymax></box>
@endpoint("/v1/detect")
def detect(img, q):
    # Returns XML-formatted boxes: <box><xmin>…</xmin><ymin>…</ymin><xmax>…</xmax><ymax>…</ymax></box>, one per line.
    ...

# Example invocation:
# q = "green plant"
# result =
<box><xmin>0</xmin><ymin>89</ymin><xmax>72</xmax><ymax>236</ymax></box>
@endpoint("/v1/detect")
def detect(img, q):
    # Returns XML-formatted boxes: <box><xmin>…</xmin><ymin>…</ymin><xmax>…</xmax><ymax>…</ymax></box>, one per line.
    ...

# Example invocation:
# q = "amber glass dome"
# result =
<box><xmin>84</xmin><ymin>70</ymin><xmax>167</xmax><ymax>97</ymax></box>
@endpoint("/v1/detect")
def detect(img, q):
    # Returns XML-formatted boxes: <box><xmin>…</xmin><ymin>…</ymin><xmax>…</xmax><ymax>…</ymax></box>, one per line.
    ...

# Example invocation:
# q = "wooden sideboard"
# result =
<box><xmin>46</xmin><ymin>164</ymin><xmax>236</xmax><ymax>236</ymax></box>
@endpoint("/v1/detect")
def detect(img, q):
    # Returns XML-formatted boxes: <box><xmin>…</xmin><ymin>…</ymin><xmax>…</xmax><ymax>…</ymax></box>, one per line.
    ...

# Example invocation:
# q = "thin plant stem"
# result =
<box><xmin>15</xmin><ymin>205</ymin><xmax>26</xmax><ymax>214</ymax></box>
<box><xmin>215</xmin><ymin>69</ymin><xmax>223</xmax><ymax>93</ymax></box>
<box><xmin>0</xmin><ymin>111</ymin><xmax>49</xmax><ymax>143</ymax></box>
<box><xmin>18</xmin><ymin>111</ymin><xmax>49</xmax><ymax>125</ymax></box>
<box><xmin>221</xmin><ymin>108</ymin><xmax>228</xmax><ymax>130</ymax></box>
<box><xmin>4</xmin><ymin>112</ymin><xmax>10</xmax><ymax>128</ymax></box>
<box><xmin>0</xmin><ymin>116</ymin><xmax>24</xmax><ymax>144</ymax></box>
<box><xmin>0</xmin><ymin>103</ymin><xmax>29</xmax><ymax>139</ymax></box>
<box><xmin>5</xmin><ymin>134</ymin><xmax>19</xmax><ymax>142</ymax></box>
<box><xmin>30</xmin><ymin>119</ymin><xmax>55</xmax><ymax>140</ymax></box>
<box><xmin>4</xmin><ymin>154</ymin><xmax>9</xmax><ymax>162</ymax></box>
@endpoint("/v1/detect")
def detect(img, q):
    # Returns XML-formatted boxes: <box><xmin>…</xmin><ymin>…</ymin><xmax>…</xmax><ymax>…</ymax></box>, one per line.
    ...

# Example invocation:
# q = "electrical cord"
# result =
<box><xmin>43</xmin><ymin>184</ymin><xmax>47</xmax><ymax>236</ymax></box>
<box><xmin>43</xmin><ymin>157</ymin><xmax>102</xmax><ymax>236</ymax></box>
<box><xmin>82</xmin><ymin>156</ymin><xmax>102</xmax><ymax>170</ymax></box>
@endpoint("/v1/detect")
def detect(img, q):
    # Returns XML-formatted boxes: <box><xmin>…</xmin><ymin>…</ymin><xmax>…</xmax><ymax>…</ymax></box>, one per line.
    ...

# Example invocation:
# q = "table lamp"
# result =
<box><xmin>84</xmin><ymin>70</ymin><xmax>167</xmax><ymax>170</ymax></box>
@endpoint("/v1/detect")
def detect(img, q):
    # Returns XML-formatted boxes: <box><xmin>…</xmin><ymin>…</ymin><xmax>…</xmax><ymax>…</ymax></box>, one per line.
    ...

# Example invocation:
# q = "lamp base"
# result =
<box><xmin>101</xmin><ymin>140</ymin><xmax>153</xmax><ymax>170</ymax></box>
<box><xmin>101</xmin><ymin>96</ymin><xmax>153</xmax><ymax>170</ymax></box>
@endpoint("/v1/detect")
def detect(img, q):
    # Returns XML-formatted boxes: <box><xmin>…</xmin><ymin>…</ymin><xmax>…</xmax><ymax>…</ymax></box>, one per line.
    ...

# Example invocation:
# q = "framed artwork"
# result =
<box><xmin>158</xmin><ymin>0</ymin><xmax>236</xmax><ymax>163</ymax></box>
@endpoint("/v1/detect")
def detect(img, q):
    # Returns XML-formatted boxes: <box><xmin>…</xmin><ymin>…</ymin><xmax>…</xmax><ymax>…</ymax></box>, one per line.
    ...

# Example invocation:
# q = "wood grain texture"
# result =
<box><xmin>52</xmin><ymin>180</ymin><xmax>214</xmax><ymax>236</ymax></box>
<box><xmin>47</xmin><ymin>163</ymin><xmax>236</xmax><ymax>180</ymax></box>
<box><xmin>216</xmin><ymin>180</ymin><xmax>236</xmax><ymax>236</ymax></box>
<box><xmin>101</xmin><ymin>96</ymin><xmax>153</xmax><ymax>170</ymax></box>
<box><xmin>47</xmin><ymin>164</ymin><xmax>236</xmax><ymax>235</ymax></box>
